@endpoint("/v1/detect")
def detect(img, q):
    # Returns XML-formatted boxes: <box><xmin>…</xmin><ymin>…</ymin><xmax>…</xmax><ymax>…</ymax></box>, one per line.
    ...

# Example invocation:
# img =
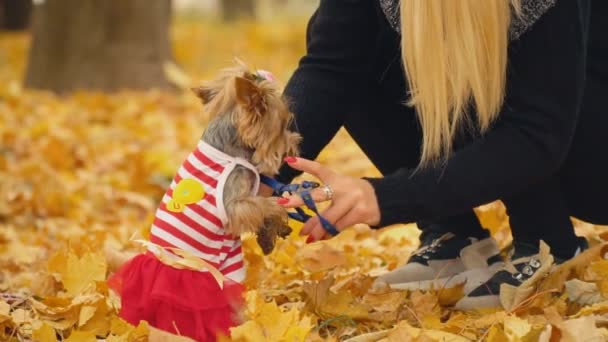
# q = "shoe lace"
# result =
<box><xmin>510</xmin><ymin>257</ymin><xmax>542</xmax><ymax>282</ymax></box>
<box><xmin>414</xmin><ymin>233</ymin><xmax>454</xmax><ymax>260</ymax></box>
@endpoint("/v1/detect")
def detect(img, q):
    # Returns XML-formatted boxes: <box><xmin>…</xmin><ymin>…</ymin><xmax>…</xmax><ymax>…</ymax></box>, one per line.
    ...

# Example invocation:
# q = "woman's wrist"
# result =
<box><xmin>363</xmin><ymin>175</ymin><xmax>416</xmax><ymax>228</ymax></box>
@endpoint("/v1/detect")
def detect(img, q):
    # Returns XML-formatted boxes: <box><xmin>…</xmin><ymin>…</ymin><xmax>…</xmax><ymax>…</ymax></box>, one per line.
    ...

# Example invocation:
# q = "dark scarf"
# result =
<box><xmin>378</xmin><ymin>0</ymin><xmax>556</xmax><ymax>40</ymax></box>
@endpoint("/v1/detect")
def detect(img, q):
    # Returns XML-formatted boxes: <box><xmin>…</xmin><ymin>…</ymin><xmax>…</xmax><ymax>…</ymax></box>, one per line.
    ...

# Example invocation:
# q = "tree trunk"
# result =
<box><xmin>0</xmin><ymin>0</ymin><xmax>33</xmax><ymax>30</ymax></box>
<box><xmin>24</xmin><ymin>0</ymin><xmax>172</xmax><ymax>93</ymax></box>
<box><xmin>222</xmin><ymin>0</ymin><xmax>255</xmax><ymax>21</ymax></box>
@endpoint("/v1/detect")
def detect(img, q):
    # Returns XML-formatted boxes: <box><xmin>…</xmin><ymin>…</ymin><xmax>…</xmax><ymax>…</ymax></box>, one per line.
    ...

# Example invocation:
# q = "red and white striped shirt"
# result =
<box><xmin>149</xmin><ymin>141</ymin><xmax>260</xmax><ymax>283</ymax></box>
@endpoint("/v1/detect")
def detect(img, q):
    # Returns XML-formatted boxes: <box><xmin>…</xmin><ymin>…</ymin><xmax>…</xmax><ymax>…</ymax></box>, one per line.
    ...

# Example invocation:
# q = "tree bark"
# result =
<box><xmin>222</xmin><ymin>0</ymin><xmax>255</xmax><ymax>21</ymax></box>
<box><xmin>0</xmin><ymin>0</ymin><xmax>33</xmax><ymax>30</ymax></box>
<box><xmin>24</xmin><ymin>0</ymin><xmax>172</xmax><ymax>93</ymax></box>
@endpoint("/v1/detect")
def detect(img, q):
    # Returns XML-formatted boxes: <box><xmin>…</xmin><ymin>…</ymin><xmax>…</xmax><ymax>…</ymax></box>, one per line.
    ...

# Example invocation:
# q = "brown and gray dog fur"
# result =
<box><xmin>191</xmin><ymin>64</ymin><xmax>300</xmax><ymax>254</ymax></box>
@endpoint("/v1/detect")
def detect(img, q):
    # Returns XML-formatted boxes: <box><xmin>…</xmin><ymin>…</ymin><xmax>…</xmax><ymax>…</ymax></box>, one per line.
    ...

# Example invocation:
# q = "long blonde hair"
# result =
<box><xmin>401</xmin><ymin>0</ymin><xmax>520</xmax><ymax>166</ymax></box>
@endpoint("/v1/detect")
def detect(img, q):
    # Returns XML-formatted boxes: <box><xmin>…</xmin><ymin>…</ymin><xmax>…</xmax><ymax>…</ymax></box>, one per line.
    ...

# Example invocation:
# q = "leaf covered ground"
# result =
<box><xmin>2</xmin><ymin>15</ymin><xmax>608</xmax><ymax>342</ymax></box>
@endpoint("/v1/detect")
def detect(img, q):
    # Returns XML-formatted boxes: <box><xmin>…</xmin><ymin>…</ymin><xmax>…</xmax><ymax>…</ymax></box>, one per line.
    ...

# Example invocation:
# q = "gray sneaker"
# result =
<box><xmin>373</xmin><ymin>233</ymin><xmax>503</xmax><ymax>293</ymax></box>
<box><xmin>454</xmin><ymin>237</ymin><xmax>589</xmax><ymax>310</ymax></box>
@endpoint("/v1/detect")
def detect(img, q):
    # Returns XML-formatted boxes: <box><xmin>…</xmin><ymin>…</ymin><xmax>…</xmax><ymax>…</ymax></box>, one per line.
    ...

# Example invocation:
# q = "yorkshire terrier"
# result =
<box><xmin>191</xmin><ymin>65</ymin><xmax>300</xmax><ymax>252</ymax></box>
<box><xmin>108</xmin><ymin>63</ymin><xmax>300</xmax><ymax>341</ymax></box>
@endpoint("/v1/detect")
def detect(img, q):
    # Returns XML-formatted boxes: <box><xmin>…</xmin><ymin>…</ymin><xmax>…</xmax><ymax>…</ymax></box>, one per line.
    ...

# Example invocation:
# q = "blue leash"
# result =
<box><xmin>260</xmin><ymin>175</ymin><xmax>339</xmax><ymax>236</ymax></box>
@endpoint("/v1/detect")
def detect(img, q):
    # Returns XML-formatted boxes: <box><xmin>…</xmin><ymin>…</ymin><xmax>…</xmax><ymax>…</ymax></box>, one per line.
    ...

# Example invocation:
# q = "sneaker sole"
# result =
<box><xmin>387</xmin><ymin>263</ymin><xmax>503</xmax><ymax>294</ymax></box>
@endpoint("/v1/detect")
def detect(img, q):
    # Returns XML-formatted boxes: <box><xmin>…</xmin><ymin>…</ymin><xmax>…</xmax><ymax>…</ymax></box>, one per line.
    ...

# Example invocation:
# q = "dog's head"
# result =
<box><xmin>192</xmin><ymin>64</ymin><xmax>300</xmax><ymax>175</ymax></box>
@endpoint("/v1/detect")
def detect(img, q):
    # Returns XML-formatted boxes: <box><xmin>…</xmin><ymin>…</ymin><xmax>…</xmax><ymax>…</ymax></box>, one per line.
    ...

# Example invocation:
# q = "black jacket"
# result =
<box><xmin>279</xmin><ymin>0</ymin><xmax>608</xmax><ymax>226</ymax></box>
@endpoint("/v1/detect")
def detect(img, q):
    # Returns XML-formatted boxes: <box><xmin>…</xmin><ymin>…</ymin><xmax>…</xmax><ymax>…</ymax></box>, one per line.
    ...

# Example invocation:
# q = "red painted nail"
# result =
<box><xmin>284</xmin><ymin>156</ymin><xmax>297</xmax><ymax>164</ymax></box>
<box><xmin>306</xmin><ymin>235</ymin><xmax>315</xmax><ymax>244</ymax></box>
<box><xmin>277</xmin><ymin>197</ymin><xmax>289</xmax><ymax>205</ymax></box>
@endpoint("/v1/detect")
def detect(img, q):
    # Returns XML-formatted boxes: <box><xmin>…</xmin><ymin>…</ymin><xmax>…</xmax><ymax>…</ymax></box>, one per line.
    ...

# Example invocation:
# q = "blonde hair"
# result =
<box><xmin>400</xmin><ymin>0</ymin><xmax>520</xmax><ymax>165</ymax></box>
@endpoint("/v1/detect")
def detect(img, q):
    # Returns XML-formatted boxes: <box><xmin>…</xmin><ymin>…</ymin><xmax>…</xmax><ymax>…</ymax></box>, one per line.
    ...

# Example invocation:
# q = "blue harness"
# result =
<box><xmin>260</xmin><ymin>175</ymin><xmax>339</xmax><ymax>236</ymax></box>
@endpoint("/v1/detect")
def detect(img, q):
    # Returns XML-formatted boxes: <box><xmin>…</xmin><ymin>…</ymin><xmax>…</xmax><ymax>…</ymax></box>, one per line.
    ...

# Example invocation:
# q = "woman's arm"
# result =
<box><xmin>277</xmin><ymin>0</ymin><xmax>378</xmax><ymax>183</ymax></box>
<box><xmin>368</xmin><ymin>0</ymin><xmax>590</xmax><ymax>226</ymax></box>
<box><xmin>279</xmin><ymin>0</ymin><xmax>590</xmax><ymax>239</ymax></box>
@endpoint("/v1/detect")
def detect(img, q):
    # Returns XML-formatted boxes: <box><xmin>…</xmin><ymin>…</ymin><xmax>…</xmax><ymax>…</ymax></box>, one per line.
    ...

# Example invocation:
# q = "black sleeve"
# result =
<box><xmin>277</xmin><ymin>0</ymin><xmax>378</xmax><ymax>183</ymax></box>
<box><xmin>367</xmin><ymin>0</ymin><xmax>590</xmax><ymax>226</ymax></box>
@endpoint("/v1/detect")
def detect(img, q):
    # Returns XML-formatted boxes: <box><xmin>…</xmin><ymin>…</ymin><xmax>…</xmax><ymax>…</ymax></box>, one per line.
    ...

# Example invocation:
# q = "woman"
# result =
<box><xmin>275</xmin><ymin>0</ymin><xmax>607</xmax><ymax>309</ymax></box>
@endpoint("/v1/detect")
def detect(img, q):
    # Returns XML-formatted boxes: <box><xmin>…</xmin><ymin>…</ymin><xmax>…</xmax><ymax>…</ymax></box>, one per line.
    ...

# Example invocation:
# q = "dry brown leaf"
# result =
<box><xmin>303</xmin><ymin>277</ymin><xmax>372</xmax><ymax>321</ymax></box>
<box><xmin>296</xmin><ymin>242</ymin><xmax>347</xmax><ymax>272</ymax></box>
<box><xmin>565</xmin><ymin>279</ymin><xmax>603</xmax><ymax>305</ymax></box>
<box><xmin>501</xmin><ymin>241</ymin><xmax>554</xmax><ymax>311</ymax></box>
<box><xmin>410</xmin><ymin>291</ymin><xmax>440</xmax><ymax>320</ymax></box>
<box><xmin>436</xmin><ymin>282</ymin><xmax>465</xmax><ymax>306</ymax></box>
<box><xmin>541</xmin><ymin>243</ymin><xmax>607</xmax><ymax>292</ymax></box>
<box><xmin>382</xmin><ymin>321</ymin><xmax>470</xmax><ymax>342</ymax></box>
<box><xmin>556</xmin><ymin>315</ymin><xmax>608</xmax><ymax>342</ymax></box>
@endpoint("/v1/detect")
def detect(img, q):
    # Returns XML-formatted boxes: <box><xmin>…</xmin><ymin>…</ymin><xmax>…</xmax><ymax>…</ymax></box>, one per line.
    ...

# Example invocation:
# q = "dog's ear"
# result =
<box><xmin>191</xmin><ymin>86</ymin><xmax>214</xmax><ymax>104</ymax></box>
<box><xmin>234</xmin><ymin>76</ymin><xmax>267</xmax><ymax>114</ymax></box>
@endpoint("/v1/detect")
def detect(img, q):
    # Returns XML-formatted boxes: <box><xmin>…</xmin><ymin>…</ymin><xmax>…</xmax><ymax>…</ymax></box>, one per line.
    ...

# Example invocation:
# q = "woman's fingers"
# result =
<box><xmin>305</xmin><ymin>224</ymin><xmax>329</xmax><ymax>243</ymax></box>
<box><xmin>299</xmin><ymin>216</ymin><xmax>319</xmax><ymax>236</ymax></box>
<box><xmin>285</xmin><ymin>157</ymin><xmax>334</xmax><ymax>181</ymax></box>
<box><xmin>276</xmin><ymin>187</ymin><xmax>331</xmax><ymax>208</ymax></box>
<box><xmin>300</xmin><ymin>199</ymin><xmax>353</xmax><ymax>238</ymax></box>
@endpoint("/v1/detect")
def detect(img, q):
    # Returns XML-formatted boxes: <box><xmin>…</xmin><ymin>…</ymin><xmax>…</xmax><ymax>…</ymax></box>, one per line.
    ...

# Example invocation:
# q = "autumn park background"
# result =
<box><xmin>2</xmin><ymin>1</ymin><xmax>608</xmax><ymax>341</ymax></box>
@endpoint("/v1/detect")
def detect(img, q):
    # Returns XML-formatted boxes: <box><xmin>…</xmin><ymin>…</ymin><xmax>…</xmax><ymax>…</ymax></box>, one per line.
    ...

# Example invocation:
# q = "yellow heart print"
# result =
<box><xmin>166</xmin><ymin>179</ymin><xmax>206</xmax><ymax>213</ymax></box>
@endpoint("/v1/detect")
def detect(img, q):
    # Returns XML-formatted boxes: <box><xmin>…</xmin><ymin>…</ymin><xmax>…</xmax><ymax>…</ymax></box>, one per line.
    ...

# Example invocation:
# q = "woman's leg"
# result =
<box><xmin>345</xmin><ymin>88</ymin><xmax>500</xmax><ymax>290</ymax></box>
<box><xmin>502</xmin><ymin>177</ymin><xmax>582</xmax><ymax>260</ymax></box>
<box><xmin>560</xmin><ymin>76</ymin><xmax>608</xmax><ymax>225</ymax></box>
<box><xmin>454</xmin><ymin>177</ymin><xmax>588</xmax><ymax>310</ymax></box>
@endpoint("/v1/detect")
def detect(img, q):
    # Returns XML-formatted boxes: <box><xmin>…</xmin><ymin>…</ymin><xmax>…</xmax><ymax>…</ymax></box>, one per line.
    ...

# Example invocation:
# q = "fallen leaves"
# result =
<box><xmin>303</xmin><ymin>277</ymin><xmax>372</xmax><ymax>321</ymax></box>
<box><xmin>231</xmin><ymin>291</ymin><xmax>313</xmax><ymax>342</ymax></box>
<box><xmin>296</xmin><ymin>243</ymin><xmax>347</xmax><ymax>272</ymax></box>
<box><xmin>565</xmin><ymin>279</ymin><xmax>603</xmax><ymax>305</ymax></box>
<box><xmin>48</xmin><ymin>249</ymin><xmax>107</xmax><ymax>296</ymax></box>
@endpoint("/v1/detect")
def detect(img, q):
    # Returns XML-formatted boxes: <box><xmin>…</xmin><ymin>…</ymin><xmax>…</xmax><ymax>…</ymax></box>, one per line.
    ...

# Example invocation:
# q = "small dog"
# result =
<box><xmin>192</xmin><ymin>65</ymin><xmax>300</xmax><ymax>253</ymax></box>
<box><xmin>109</xmin><ymin>64</ymin><xmax>300</xmax><ymax>341</ymax></box>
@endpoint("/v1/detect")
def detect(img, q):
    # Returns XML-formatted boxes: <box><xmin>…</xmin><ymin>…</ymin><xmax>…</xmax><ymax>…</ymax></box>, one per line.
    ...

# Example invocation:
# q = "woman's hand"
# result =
<box><xmin>277</xmin><ymin>157</ymin><xmax>381</xmax><ymax>242</ymax></box>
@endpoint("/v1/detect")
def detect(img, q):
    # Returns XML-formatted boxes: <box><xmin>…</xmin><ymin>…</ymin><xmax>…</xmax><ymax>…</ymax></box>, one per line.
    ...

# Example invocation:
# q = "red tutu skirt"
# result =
<box><xmin>108</xmin><ymin>253</ymin><xmax>245</xmax><ymax>342</ymax></box>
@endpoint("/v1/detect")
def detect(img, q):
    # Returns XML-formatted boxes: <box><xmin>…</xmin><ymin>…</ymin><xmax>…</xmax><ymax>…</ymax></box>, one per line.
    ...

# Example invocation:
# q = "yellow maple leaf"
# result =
<box><xmin>436</xmin><ymin>282</ymin><xmax>465</xmax><ymax>306</ymax></box>
<box><xmin>32</xmin><ymin>322</ymin><xmax>58</xmax><ymax>342</ymax></box>
<box><xmin>232</xmin><ymin>291</ymin><xmax>312</xmax><ymax>342</ymax></box>
<box><xmin>109</xmin><ymin>316</ymin><xmax>133</xmax><ymax>336</ymax></box>
<box><xmin>0</xmin><ymin>300</ymin><xmax>9</xmax><ymax>320</ymax></box>
<box><xmin>410</xmin><ymin>290</ymin><xmax>441</xmax><ymax>320</ymax></box>
<box><xmin>62</xmin><ymin>250</ymin><xmax>107</xmax><ymax>296</ymax></box>
<box><xmin>296</xmin><ymin>242</ymin><xmax>347</xmax><ymax>272</ymax></box>
<box><xmin>485</xmin><ymin>325</ymin><xmax>509</xmax><ymax>342</ymax></box>
<box><xmin>503</xmin><ymin>315</ymin><xmax>532</xmax><ymax>341</ymax></box>
<box><xmin>78</xmin><ymin>305</ymin><xmax>97</xmax><ymax>327</ymax></box>
<box><xmin>590</xmin><ymin>259</ymin><xmax>608</xmax><ymax>279</ymax></box>
<box><xmin>383</xmin><ymin>321</ymin><xmax>469</xmax><ymax>342</ymax></box>
<box><xmin>64</xmin><ymin>330</ymin><xmax>97</xmax><ymax>342</ymax></box>
<box><xmin>130</xmin><ymin>320</ymin><xmax>151</xmax><ymax>340</ymax></box>
<box><xmin>78</xmin><ymin>299</ymin><xmax>111</xmax><ymax>336</ymax></box>
<box><xmin>283</xmin><ymin>315</ymin><xmax>313</xmax><ymax>342</ymax></box>
<box><xmin>230</xmin><ymin>320</ymin><xmax>266</xmax><ymax>342</ymax></box>
<box><xmin>303</xmin><ymin>276</ymin><xmax>371</xmax><ymax>321</ymax></box>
